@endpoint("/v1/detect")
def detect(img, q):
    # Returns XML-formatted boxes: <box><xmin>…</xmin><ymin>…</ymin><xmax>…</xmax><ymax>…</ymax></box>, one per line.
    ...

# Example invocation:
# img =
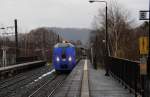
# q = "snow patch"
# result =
<box><xmin>34</xmin><ymin>69</ymin><xmax>55</xmax><ymax>82</ymax></box>
<box><xmin>26</xmin><ymin>69</ymin><xmax>55</xmax><ymax>87</ymax></box>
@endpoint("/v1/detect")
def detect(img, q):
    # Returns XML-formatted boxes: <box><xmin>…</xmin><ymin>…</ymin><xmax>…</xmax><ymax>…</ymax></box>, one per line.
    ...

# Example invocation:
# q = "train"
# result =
<box><xmin>52</xmin><ymin>42</ymin><xmax>76</xmax><ymax>72</ymax></box>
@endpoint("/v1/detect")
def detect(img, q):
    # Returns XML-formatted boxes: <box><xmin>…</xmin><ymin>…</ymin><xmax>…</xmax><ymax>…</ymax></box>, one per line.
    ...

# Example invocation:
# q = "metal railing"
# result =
<box><xmin>107</xmin><ymin>56</ymin><xmax>150</xmax><ymax>97</ymax></box>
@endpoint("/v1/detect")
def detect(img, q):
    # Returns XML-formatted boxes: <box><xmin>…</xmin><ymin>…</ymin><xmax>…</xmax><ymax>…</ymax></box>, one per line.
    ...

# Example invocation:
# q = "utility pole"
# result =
<box><xmin>139</xmin><ymin>9</ymin><xmax>150</xmax><ymax>97</ymax></box>
<box><xmin>14</xmin><ymin>19</ymin><xmax>19</xmax><ymax>60</ymax></box>
<box><xmin>105</xmin><ymin>3</ymin><xmax>109</xmax><ymax>76</ymax></box>
<box><xmin>148</xmin><ymin>3</ymin><xmax>150</xmax><ymax>78</ymax></box>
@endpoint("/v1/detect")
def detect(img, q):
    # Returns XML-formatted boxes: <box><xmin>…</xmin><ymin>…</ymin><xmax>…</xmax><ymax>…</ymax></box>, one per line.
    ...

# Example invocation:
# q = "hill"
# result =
<box><xmin>47</xmin><ymin>27</ymin><xmax>91</xmax><ymax>44</ymax></box>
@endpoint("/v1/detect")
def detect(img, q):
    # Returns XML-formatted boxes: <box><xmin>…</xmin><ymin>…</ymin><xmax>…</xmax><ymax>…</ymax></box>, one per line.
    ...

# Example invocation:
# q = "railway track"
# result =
<box><xmin>0</xmin><ymin>76</ymin><xmax>27</xmax><ymax>90</ymax></box>
<box><xmin>28</xmin><ymin>74</ymin><xmax>67</xmax><ymax>97</ymax></box>
<box><xmin>0</xmin><ymin>66</ymin><xmax>53</xmax><ymax>97</ymax></box>
<box><xmin>0</xmin><ymin>66</ymin><xmax>50</xmax><ymax>90</ymax></box>
<box><xmin>0</xmin><ymin>64</ymin><xmax>50</xmax><ymax>84</ymax></box>
<box><xmin>0</xmin><ymin>72</ymin><xmax>27</xmax><ymax>85</ymax></box>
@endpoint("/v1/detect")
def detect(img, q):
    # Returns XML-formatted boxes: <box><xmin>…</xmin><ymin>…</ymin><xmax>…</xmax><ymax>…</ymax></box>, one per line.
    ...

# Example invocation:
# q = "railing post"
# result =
<box><xmin>93</xmin><ymin>55</ymin><xmax>97</xmax><ymax>69</ymax></box>
<box><xmin>134</xmin><ymin>64</ymin><xmax>138</xmax><ymax>97</ymax></box>
<box><xmin>141</xmin><ymin>75</ymin><xmax>150</xmax><ymax>97</ymax></box>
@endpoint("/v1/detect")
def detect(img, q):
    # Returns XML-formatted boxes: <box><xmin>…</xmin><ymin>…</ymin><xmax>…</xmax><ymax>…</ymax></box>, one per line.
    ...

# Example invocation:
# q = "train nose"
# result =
<box><xmin>61</xmin><ymin>53</ymin><xmax>67</xmax><ymax>62</ymax></box>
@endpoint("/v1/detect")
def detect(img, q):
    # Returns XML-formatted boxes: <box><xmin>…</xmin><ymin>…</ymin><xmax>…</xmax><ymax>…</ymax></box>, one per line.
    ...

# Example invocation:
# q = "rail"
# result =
<box><xmin>107</xmin><ymin>56</ymin><xmax>150</xmax><ymax>97</ymax></box>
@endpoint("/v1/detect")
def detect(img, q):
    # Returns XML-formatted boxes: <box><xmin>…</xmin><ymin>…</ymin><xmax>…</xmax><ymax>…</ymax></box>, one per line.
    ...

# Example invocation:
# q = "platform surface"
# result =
<box><xmin>89</xmin><ymin>60</ymin><xmax>134</xmax><ymax>97</ymax></box>
<box><xmin>0</xmin><ymin>61</ymin><xmax>44</xmax><ymax>71</ymax></box>
<box><xmin>53</xmin><ymin>59</ymin><xmax>134</xmax><ymax>97</ymax></box>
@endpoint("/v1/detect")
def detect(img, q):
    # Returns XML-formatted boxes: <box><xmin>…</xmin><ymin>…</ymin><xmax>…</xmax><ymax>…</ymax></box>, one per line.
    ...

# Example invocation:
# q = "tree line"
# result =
<box><xmin>0</xmin><ymin>27</ymin><xmax>83</xmax><ymax>66</ymax></box>
<box><xmin>0</xmin><ymin>27</ymin><xmax>60</xmax><ymax>66</ymax></box>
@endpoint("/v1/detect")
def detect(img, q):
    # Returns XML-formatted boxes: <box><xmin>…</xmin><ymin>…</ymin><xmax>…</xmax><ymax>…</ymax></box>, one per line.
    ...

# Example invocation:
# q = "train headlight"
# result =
<box><xmin>56</xmin><ymin>57</ymin><xmax>60</xmax><ymax>62</ymax></box>
<box><xmin>68</xmin><ymin>56</ymin><xmax>72</xmax><ymax>62</ymax></box>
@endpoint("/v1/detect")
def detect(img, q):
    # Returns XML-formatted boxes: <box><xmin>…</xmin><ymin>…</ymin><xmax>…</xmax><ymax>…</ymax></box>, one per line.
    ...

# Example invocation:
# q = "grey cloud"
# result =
<box><xmin>0</xmin><ymin>0</ymin><xmax>149</xmax><ymax>31</ymax></box>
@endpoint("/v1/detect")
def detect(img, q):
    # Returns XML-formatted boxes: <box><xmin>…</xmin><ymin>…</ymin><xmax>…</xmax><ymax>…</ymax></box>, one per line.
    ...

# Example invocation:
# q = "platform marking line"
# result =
<box><xmin>84</xmin><ymin>59</ymin><xmax>88</xmax><ymax>71</ymax></box>
<box><xmin>81</xmin><ymin>59</ymin><xmax>90</xmax><ymax>97</ymax></box>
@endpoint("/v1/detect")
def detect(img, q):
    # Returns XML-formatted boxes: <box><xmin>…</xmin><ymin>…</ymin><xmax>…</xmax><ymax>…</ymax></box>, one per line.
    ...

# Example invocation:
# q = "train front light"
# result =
<box><xmin>56</xmin><ymin>56</ymin><xmax>60</xmax><ymax>62</ymax></box>
<box><xmin>68</xmin><ymin>56</ymin><xmax>72</xmax><ymax>62</ymax></box>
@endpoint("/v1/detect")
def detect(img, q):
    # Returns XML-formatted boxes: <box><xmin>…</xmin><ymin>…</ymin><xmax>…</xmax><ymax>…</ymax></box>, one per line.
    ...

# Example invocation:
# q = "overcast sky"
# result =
<box><xmin>0</xmin><ymin>0</ymin><xmax>149</xmax><ymax>32</ymax></box>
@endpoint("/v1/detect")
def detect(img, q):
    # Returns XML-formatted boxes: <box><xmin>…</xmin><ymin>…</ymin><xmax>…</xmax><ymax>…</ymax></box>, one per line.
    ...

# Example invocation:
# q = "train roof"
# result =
<box><xmin>54</xmin><ymin>43</ymin><xmax>75</xmax><ymax>48</ymax></box>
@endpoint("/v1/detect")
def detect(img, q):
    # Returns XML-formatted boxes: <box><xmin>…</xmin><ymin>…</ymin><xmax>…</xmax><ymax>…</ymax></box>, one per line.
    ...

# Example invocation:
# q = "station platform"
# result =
<box><xmin>53</xmin><ymin>59</ymin><xmax>134</xmax><ymax>97</ymax></box>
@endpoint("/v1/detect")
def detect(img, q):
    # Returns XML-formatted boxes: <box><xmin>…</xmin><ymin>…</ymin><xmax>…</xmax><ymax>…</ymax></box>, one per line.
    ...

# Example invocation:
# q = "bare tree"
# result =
<box><xmin>90</xmin><ymin>1</ymin><xmax>149</xmax><ymax>61</ymax></box>
<box><xmin>91</xmin><ymin>1</ymin><xmax>133</xmax><ymax>58</ymax></box>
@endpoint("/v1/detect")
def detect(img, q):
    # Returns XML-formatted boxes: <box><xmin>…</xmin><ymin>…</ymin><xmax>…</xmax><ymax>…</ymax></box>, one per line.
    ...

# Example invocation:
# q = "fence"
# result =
<box><xmin>107</xmin><ymin>56</ymin><xmax>150</xmax><ymax>97</ymax></box>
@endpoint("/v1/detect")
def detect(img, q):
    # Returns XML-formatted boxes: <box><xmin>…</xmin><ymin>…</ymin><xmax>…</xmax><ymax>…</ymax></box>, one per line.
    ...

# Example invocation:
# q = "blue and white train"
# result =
<box><xmin>52</xmin><ymin>42</ymin><xmax>76</xmax><ymax>72</ymax></box>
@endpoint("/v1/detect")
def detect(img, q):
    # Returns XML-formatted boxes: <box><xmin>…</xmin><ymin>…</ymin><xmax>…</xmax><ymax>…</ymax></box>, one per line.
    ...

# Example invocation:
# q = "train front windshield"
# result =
<box><xmin>54</xmin><ymin>43</ymin><xmax>75</xmax><ymax>59</ymax></box>
<box><xmin>54</xmin><ymin>43</ymin><xmax>74</xmax><ymax>48</ymax></box>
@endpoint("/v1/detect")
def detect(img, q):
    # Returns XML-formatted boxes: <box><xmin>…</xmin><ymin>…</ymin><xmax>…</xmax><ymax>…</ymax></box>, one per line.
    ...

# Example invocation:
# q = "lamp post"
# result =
<box><xmin>89</xmin><ymin>0</ymin><xmax>109</xmax><ymax>76</ymax></box>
